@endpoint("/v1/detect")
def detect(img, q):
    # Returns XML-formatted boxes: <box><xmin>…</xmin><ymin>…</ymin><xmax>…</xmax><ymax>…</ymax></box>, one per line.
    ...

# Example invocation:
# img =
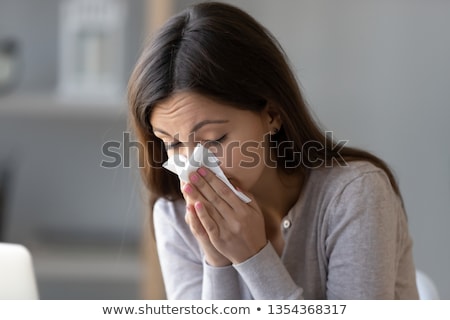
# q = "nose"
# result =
<box><xmin>166</xmin><ymin>143</ymin><xmax>197</xmax><ymax>160</ymax></box>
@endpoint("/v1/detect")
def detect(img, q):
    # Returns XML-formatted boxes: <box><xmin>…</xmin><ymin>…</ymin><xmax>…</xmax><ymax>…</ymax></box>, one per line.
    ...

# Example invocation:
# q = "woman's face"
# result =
<box><xmin>150</xmin><ymin>92</ymin><xmax>280</xmax><ymax>193</ymax></box>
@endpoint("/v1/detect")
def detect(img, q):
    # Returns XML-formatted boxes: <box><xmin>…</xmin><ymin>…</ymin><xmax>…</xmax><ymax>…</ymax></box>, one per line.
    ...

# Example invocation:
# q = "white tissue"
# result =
<box><xmin>163</xmin><ymin>144</ymin><xmax>251</xmax><ymax>203</ymax></box>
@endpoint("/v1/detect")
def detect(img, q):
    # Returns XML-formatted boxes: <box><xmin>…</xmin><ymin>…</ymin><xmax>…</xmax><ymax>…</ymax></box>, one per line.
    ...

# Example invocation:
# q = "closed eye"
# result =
<box><xmin>202</xmin><ymin>134</ymin><xmax>227</xmax><ymax>147</ymax></box>
<box><xmin>165</xmin><ymin>141</ymin><xmax>181</xmax><ymax>150</ymax></box>
<box><xmin>165</xmin><ymin>134</ymin><xmax>227</xmax><ymax>150</ymax></box>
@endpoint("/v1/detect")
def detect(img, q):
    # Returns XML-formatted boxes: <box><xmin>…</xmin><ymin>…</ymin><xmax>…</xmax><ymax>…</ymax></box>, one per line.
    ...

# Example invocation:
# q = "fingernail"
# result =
<box><xmin>198</xmin><ymin>167</ymin><xmax>207</xmax><ymax>177</ymax></box>
<box><xmin>195</xmin><ymin>202</ymin><xmax>203</xmax><ymax>210</ymax></box>
<box><xmin>189</xmin><ymin>173</ymin><xmax>200</xmax><ymax>183</ymax></box>
<box><xmin>183</xmin><ymin>184</ymin><xmax>193</xmax><ymax>194</ymax></box>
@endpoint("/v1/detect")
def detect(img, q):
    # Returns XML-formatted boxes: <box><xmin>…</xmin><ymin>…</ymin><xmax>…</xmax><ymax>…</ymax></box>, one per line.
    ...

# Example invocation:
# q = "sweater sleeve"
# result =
<box><xmin>324</xmin><ymin>169</ymin><xmax>417</xmax><ymax>299</ymax></box>
<box><xmin>233</xmin><ymin>242</ymin><xmax>304</xmax><ymax>299</ymax></box>
<box><xmin>202</xmin><ymin>260</ymin><xmax>243</xmax><ymax>299</ymax></box>
<box><xmin>153</xmin><ymin>199</ymin><xmax>243</xmax><ymax>299</ymax></box>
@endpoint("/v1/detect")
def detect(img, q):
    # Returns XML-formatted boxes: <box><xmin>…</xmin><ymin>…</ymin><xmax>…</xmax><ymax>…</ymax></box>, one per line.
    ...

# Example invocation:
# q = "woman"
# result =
<box><xmin>128</xmin><ymin>2</ymin><xmax>418</xmax><ymax>299</ymax></box>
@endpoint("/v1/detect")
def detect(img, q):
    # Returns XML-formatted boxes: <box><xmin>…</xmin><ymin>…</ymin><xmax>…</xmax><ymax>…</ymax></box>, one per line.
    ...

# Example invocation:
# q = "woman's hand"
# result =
<box><xmin>182</xmin><ymin>182</ymin><xmax>231</xmax><ymax>267</ymax></box>
<box><xmin>184</xmin><ymin>203</ymin><xmax>231</xmax><ymax>267</ymax></box>
<box><xmin>182</xmin><ymin>167</ymin><xmax>267</xmax><ymax>265</ymax></box>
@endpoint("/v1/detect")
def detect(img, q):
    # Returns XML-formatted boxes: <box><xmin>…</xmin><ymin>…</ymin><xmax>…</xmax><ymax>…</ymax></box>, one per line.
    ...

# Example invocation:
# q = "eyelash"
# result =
<box><xmin>202</xmin><ymin>134</ymin><xmax>227</xmax><ymax>146</ymax></box>
<box><xmin>165</xmin><ymin>141</ymin><xmax>180</xmax><ymax>150</ymax></box>
<box><xmin>165</xmin><ymin>135</ymin><xmax>227</xmax><ymax>150</ymax></box>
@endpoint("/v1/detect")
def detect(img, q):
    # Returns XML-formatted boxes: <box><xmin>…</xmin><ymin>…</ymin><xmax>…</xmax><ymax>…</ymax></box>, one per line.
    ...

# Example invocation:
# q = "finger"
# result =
<box><xmin>184</xmin><ymin>182</ymin><xmax>228</xmax><ymax>234</ymax></box>
<box><xmin>181</xmin><ymin>181</ymin><xmax>204</xmax><ymax>206</ymax></box>
<box><xmin>188</xmin><ymin>171</ymin><xmax>233</xmax><ymax>217</ymax></box>
<box><xmin>185</xmin><ymin>205</ymin><xmax>210</xmax><ymax>241</ymax></box>
<box><xmin>184</xmin><ymin>204</ymin><xmax>194</xmax><ymax>225</ymax></box>
<box><xmin>194</xmin><ymin>201</ymin><xmax>221</xmax><ymax>239</ymax></box>
<box><xmin>197</xmin><ymin>167</ymin><xmax>248</xmax><ymax>210</ymax></box>
<box><xmin>180</xmin><ymin>181</ymin><xmax>193</xmax><ymax>203</ymax></box>
<box><xmin>182</xmin><ymin>182</ymin><xmax>203</xmax><ymax>202</ymax></box>
<box><xmin>237</xmin><ymin>188</ymin><xmax>259</xmax><ymax>211</ymax></box>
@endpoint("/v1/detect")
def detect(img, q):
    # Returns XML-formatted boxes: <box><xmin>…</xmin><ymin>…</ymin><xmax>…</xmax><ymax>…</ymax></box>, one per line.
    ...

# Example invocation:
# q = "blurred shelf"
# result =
<box><xmin>0</xmin><ymin>93</ymin><xmax>128</xmax><ymax>120</ymax></box>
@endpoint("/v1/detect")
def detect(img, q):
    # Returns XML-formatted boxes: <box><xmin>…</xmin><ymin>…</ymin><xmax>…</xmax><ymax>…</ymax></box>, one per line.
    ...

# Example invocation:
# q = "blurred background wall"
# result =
<box><xmin>0</xmin><ymin>0</ymin><xmax>149</xmax><ymax>299</ymax></box>
<box><xmin>0</xmin><ymin>0</ymin><xmax>449</xmax><ymax>299</ymax></box>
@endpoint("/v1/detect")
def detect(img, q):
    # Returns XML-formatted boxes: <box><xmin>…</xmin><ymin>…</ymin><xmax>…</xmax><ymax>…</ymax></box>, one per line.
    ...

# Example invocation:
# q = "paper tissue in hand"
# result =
<box><xmin>163</xmin><ymin>144</ymin><xmax>251</xmax><ymax>203</ymax></box>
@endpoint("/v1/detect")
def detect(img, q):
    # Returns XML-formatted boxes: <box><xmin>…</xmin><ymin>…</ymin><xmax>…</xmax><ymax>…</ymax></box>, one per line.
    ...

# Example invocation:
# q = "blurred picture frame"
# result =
<box><xmin>58</xmin><ymin>0</ymin><xmax>127</xmax><ymax>102</ymax></box>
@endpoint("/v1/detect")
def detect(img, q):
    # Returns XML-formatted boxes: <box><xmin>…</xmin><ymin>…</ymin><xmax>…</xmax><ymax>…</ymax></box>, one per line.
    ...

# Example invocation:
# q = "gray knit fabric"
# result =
<box><xmin>154</xmin><ymin>161</ymin><xmax>419</xmax><ymax>299</ymax></box>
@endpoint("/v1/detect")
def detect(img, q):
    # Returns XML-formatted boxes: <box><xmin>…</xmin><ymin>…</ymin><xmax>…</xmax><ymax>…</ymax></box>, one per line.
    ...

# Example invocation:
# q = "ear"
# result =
<box><xmin>263</xmin><ymin>100</ymin><xmax>282</xmax><ymax>133</ymax></box>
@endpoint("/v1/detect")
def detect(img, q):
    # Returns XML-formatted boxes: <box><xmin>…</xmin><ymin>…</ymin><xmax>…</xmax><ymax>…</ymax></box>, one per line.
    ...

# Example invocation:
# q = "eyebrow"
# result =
<box><xmin>153</xmin><ymin>119</ymin><xmax>229</xmax><ymax>137</ymax></box>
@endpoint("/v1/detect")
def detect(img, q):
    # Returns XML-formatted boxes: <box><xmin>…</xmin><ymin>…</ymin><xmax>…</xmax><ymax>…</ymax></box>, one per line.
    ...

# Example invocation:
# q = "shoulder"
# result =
<box><xmin>153</xmin><ymin>197</ymin><xmax>186</xmax><ymax>227</ymax></box>
<box><xmin>311</xmin><ymin>161</ymin><xmax>389</xmax><ymax>191</ymax></box>
<box><xmin>307</xmin><ymin>161</ymin><xmax>404</xmax><ymax>226</ymax></box>
<box><xmin>303</xmin><ymin>161</ymin><xmax>402</xmax><ymax>216</ymax></box>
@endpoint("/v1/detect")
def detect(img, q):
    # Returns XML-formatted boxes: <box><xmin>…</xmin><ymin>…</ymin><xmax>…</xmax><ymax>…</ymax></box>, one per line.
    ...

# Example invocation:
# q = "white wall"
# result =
<box><xmin>180</xmin><ymin>0</ymin><xmax>450</xmax><ymax>298</ymax></box>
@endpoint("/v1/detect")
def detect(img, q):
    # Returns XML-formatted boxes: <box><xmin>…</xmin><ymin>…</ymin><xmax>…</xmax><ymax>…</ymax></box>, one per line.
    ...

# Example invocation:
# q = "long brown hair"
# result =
<box><xmin>128</xmin><ymin>1</ymin><xmax>402</xmax><ymax>210</ymax></box>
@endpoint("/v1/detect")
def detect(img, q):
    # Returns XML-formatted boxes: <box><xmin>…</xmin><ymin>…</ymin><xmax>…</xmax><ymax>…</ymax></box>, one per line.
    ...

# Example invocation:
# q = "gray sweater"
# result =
<box><xmin>153</xmin><ymin>161</ymin><xmax>419</xmax><ymax>299</ymax></box>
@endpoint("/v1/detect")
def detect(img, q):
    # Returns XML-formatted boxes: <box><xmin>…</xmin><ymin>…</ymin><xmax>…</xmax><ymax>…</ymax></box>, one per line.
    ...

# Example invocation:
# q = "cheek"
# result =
<box><xmin>221</xmin><ymin>144</ymin><xmax>267</xmax><ymax>190</ymax></box>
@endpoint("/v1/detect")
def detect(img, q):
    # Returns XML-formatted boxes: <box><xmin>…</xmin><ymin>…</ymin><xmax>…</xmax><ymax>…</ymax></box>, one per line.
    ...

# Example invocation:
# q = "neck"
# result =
<box><xmin>251</xmin><ymin>168</ymin><xmax>303</xmax><ymax>235</ymax></box>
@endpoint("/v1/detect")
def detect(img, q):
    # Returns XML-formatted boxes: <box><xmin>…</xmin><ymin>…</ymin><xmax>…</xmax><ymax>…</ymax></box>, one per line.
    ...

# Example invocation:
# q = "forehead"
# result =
<box><xmin>150</xmin><ymin>92</ymin><xmax>231</xmax><ymax>126</ymax></box>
